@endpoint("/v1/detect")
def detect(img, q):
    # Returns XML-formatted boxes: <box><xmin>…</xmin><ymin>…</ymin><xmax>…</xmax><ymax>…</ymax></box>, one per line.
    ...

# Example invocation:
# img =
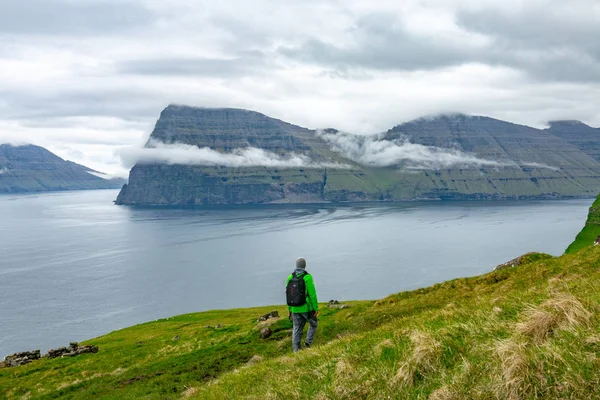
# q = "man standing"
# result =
<box><xmin>286</xmin><ymin>257</ymin><xmax>319</xmax><ymax>353</ymax></box>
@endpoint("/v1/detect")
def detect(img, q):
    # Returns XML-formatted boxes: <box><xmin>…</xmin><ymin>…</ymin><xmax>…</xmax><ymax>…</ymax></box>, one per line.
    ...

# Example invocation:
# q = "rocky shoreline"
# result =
<box><xmin>1</xmin><ymin>342</ymin><xmax>98</xmax><ymax>368</ymax></box>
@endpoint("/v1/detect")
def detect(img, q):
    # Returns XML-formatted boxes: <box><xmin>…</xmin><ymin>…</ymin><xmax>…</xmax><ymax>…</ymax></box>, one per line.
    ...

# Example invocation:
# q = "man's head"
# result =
<box><xmin>296</xmin><ymin>257</ymin><xmax>307</xmax><ymax>269</ymax></box>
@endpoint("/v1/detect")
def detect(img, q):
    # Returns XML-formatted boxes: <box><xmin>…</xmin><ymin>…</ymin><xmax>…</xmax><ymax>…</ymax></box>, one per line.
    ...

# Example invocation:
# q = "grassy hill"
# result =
<box><xmin>566</xmin><ymin>195</ymin><xmax>600</xmax><ymax>253</ymax></box>
<box><xmin>2</xmin><ymin>241</ymin><xmax>600</xmax><ymax>398</ymax></box>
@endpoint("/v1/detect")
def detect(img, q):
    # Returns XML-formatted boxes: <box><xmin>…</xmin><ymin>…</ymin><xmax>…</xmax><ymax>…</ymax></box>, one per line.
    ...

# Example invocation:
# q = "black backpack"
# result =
<box><xmin>286</xmin><ymin>272</ymin><xmax>309</xmax><ymax>307</ymax></box>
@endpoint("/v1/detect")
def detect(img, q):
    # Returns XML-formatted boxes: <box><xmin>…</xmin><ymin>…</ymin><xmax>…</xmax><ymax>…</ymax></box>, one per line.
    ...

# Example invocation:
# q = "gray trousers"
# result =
<box><xmin>292</xmin><ymin>312</ymin><xmax>318</xmax><ymax>352</ymax></box>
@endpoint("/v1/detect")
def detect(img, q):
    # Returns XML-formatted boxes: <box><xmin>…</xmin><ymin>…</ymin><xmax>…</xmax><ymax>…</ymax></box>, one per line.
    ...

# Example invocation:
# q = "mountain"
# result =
<box><xmin>116</xmin><ymin>105</ymin><xmax>600</xmax><ymax>205</ymax></box>
<box><xmin>546</xmin><ymin>120</ymin><xmax>600</xmax><ymax>162</ymax></box>
<box><xmin>0</xmin><ymin>144</ymin><xmax>125</xmax><ymax>193</ymax></box>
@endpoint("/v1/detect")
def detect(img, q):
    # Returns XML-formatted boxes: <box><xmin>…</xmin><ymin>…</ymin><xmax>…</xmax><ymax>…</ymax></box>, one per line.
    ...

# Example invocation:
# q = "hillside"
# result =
<box><xmin>566</xmin><ymin>195</ymin><xmax>600</xmax><ymax>253</ymax></box>
<box><xmin>116</xmin><ymin>106</ymin><xmax>600</xmax><ymax>206</ymax></box>
<box><xmin>2</xmin><ymin>225</ymin><xmax>600</xmax><ymax>398</ymax></box>
<box><xmin>0</xmin><ymin>144</ymin><xmax>124</xmax><ymax>193</ymax></box>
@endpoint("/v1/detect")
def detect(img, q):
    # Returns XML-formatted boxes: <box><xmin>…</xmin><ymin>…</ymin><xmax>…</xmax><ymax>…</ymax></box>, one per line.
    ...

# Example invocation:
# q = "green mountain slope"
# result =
<box><xmin>0</xmin><ymin>144</ymin><xmax>124</xmax><ymax>193</ymax></box>
<box><xmin>116</xmin><ymin>106</ymin><xmax>600</xmax><ymax>206</ymax></box>
<box><xmin>566</xmin><ymin>195</ymin><xmax>600</xmax><ymax>253</ymax></box>
<box><xmin>3</xmin><ymin>224</ymin><xmax>600</xmax><ymax>398</ymax></box>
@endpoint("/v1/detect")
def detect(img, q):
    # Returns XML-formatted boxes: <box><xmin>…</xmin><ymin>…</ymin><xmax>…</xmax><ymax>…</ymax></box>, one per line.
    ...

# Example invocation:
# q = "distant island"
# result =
<box><xmin>0</xmin><ymin>144</ymin><xmax>125</xmax><ymax>193</ymax></box>
<box><xmin>116</xmin><ymin>105</ymin><xmax>600</xmax><ymax>206</ymax></box>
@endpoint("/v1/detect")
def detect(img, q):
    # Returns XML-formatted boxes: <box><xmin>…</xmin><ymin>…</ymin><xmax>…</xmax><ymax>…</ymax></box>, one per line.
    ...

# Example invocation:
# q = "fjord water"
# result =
<box><xmin>0</xmin><ymin>190</ymin><xmax>592</xmax><ymax>356</ymax></box>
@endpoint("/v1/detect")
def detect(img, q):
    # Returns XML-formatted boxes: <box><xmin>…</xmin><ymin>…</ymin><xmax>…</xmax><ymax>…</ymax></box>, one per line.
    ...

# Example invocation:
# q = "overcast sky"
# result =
<box><xmin>1</xmin><ymin>0</ymin><xmax>599</xmax><ymax>175</ymax></box>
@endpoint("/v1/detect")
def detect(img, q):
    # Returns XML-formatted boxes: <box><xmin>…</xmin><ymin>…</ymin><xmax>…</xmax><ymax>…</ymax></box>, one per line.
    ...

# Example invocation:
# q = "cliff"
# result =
<box><xmin>0</xmin><ymin>144</ymin><xmax>124</xmax><ymax>193</ymax></box>
<box><xmin>116</xmin><ymin>106</ymin><xmax>600</xmax><ymax>205</ymax></box>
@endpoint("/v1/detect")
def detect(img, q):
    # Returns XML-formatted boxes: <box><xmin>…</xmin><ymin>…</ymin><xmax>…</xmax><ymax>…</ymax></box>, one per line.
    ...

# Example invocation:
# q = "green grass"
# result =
<box><xmin>566</xmin><ymin>195</ymin><xmax>600</xmax><ymax>253</ymax></box>
<box><xmin>3</xmin><ymin>244</ymin><xmax>600</xmax><ymax>399</ymax></box>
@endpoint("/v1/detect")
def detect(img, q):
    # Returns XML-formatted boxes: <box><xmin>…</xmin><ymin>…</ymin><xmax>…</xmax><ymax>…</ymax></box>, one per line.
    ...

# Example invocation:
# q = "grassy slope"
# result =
<box><xmin>3</xmin><ymin>245</ymin><xmax>600</xmax><ymax>399</ymax></box>
<box><xmin>566</xmin><ymin>195</ymin><xmax>600</xmax><ymax>253</ymax></box>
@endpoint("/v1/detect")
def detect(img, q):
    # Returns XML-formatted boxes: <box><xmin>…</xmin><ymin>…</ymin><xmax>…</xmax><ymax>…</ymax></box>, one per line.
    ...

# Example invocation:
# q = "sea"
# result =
<box><xmin>0</xmin><ymin>189</ymin><xmax>593</xmax><ymax>356</ymax></box>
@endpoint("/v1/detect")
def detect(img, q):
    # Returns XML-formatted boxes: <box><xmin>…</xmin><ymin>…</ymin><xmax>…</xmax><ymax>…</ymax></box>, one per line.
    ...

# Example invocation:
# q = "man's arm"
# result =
<box><xmin>305</xmin><ymin>274</ymin><xmax>319</xmax><ymax>312</ymax></box>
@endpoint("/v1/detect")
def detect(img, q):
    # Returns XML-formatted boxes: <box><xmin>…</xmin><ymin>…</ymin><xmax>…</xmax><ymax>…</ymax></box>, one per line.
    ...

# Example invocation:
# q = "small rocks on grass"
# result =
<box><xmin>256</xmin><ymin>311</ymin><xmax>279</xmax><ymax>322</ymax></box>
<box><xmin>3</xmin><ymin>350</ymin><xmax>40</xmax><ymax>367</ymax></box>
<box><xmin>4</xmin><ymin>343</ymin><xmax>98</xmax><ymax>367</ymax></box>
<box><xmin>260</xmin><ymin>328</ymin><xmax>272</xmax><ymax>339</ymax></box>
<box><xmin>47</xmin><ymin>343</ymin><xmax>98</xmax><ymax>359</ymax></box>
<box><xmin>327</xmin><ymin>300</ymin><xmax>350</xmax><ymax>309</ymax></box>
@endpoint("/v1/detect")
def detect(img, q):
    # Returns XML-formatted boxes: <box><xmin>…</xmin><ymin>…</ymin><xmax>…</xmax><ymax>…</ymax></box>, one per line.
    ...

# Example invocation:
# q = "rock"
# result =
<box><xmin>493</xmin><ymin>252</ymin><xmax>552</xmax><ymax>271</ymax></box>
<box><xmin>215</xmin><ymin>324</ymin><xmax>224</xmax><ymax>329</ymax></box>
<box><xmin>256</xmin><ymin>311</ymin><xmax>279</xmax><ymax>322</ymax></box>
<box><xmin>3</xmin><ymin>350</ymin><xmax>41</xmax><ymax>367</ymax></box>
<box><xmin>327</xmin><ymin>300</ymin><xmax>350</xmax><ymax>309</ymax></box>
<box><xmin>46</xmin><ymin>347</ymin><xmax>70</xmax><ymax>359</ymax></box>
<box><xmin>47</xmin><ymin>343</ymin><xmax>98</xmax><ymax>359</ymax></box>
<box><xmin>594</xmin><ymin>235</ymin><xmax>600</xmax><ymax>246</ymax></box>
<box><xmin>73</xmin><ymin>344</ymin><xmax>98</xmax><ymax>356</ymax></box>
<box><xmin>260</xmin><ymin>328</ymin><xmax>272</xmax><ymax>339</ymax></box>
<box><xmin>5</xmin><ymin>344</ymin><xmax>99</xmax><ymax>367</ymax></box>
<box><xmin>172</xmin><ymin>335</ymin><xmax>180</xmax><ymax>341</ymax></box>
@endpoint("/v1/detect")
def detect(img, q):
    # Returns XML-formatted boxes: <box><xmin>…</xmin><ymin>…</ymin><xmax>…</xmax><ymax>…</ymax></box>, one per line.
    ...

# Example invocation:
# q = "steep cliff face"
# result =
<box><xmin>117</xmin><ymin>106</ymin><xmax>382</xmax><ymax>205</ymax></box>
<box><xmin>116</xmin><ymin>106</ymin><xmax>600</xmax><ymax>206</ymax></box>
<box><xmin>150</xmin><ymin>105</ymin><xmax>314</xmax><ymax>152</ymax></box>
<box><xmin>0</xmin><ymin>144</ymin><xmax>123</xmax><ymax>193</ymax></box>
<box><xmin>384</xmin><ymin>115</ymin><xmax>600</xmax><ymax>200</ymax></box>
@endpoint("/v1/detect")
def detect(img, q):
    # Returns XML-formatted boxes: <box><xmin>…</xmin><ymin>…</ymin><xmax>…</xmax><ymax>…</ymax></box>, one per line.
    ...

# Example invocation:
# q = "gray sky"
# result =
<box><xmin>1</xmin><ymin>0</ymin><xmax>599</xmax><ymax>176</ymax></box>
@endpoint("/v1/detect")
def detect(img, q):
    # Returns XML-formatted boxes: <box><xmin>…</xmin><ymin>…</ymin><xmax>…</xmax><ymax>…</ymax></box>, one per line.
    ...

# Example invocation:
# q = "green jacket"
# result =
<box><xmin>287</xmin><ymin>270</ymin><xmax>319</xmax><ymax>313</ymax></box>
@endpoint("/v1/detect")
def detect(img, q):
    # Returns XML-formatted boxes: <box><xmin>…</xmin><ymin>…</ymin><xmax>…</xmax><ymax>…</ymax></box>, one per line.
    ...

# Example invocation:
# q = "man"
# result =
<box><xmin>286</xmin><ymin>257</ymin><xmax>319</xmax><ymax>353</ymax></box>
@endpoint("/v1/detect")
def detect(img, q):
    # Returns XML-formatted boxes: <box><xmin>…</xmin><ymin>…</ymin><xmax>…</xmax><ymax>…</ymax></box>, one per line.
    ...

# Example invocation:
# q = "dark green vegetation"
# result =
<box><xmin>116</xmin><ymin>105</ymin><xmax>600</xmax><ymax>205</ymax></box>
<box><xmin>0</xmin><ymin>144</ymin><xmax>124</xmax><ymax>193</ymax></box>
<box><xmin>3</xmin><ymin>200</ymin><xmax>600</xmax><ymax>398</ymax></box>
<box><xmin>567</xmin><ymin>195</ymin><xmax>600</xmax><ymax>253</ymax></box>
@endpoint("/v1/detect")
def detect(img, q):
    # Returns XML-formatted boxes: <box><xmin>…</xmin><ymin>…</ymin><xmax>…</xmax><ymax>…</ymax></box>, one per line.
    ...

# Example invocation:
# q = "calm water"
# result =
<box><xmin>0</xmin><ymin>190</ymin><xmax>593</xmax><ymax>356</ymax></box>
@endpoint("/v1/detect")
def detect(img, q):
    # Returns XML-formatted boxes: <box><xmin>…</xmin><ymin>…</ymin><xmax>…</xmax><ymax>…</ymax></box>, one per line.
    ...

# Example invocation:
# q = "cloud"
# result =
<box><xmin>1</xmin><ymin>0</ymin><xmax>600</xmax><ymax>175</ymax></box>
<box><xmin>317</xmin><ymin>130</ymin><xmax>505</xmax><ymax>169</ymax></box>
<box><xmin>117</xmin><ymin>53</ymin><xmax>269</xmax><ymax>77</ymax></box>
<box><xmin>0</xmin><ymin>168</ymin><xmax>9</xmax><ymax>175</ymax></box>
<box><xmin>118</xmin><ymin>140</ymin><xmax>347</xmax><ymax>169</ymax></box>
<box><xmin>118</xmin><ymin>133</ymin><xmax>562</xmax><ymax>173</ymax></box>
<box><xmin>0</xmin><ymin>0</ymin><xmax>154</xmax><ymax>36</ymax></box>
<box><xmin>518</xmin><ymin>162</ymin><xmax>560</xmax><ymax>172</ymax></box>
